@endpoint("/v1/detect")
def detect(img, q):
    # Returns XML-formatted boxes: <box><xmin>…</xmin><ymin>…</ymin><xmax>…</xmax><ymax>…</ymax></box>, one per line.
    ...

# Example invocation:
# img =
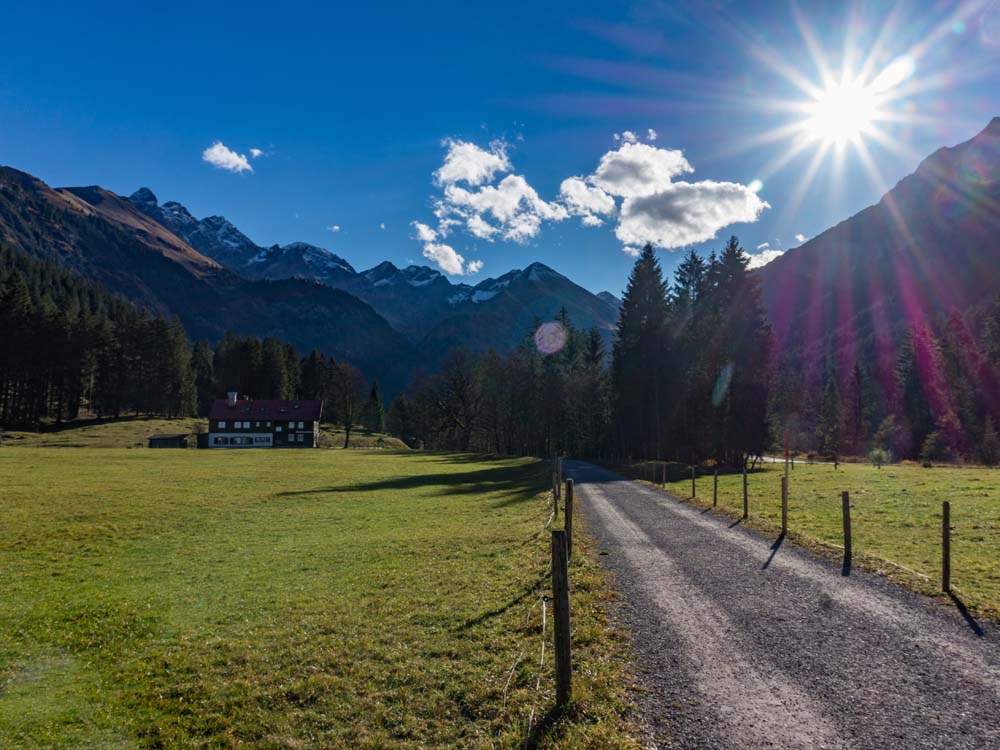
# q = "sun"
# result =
<box><xmin>804</xmin><ymin>78</ymin><xmax>880</xmax><ymax>146</ymax></box>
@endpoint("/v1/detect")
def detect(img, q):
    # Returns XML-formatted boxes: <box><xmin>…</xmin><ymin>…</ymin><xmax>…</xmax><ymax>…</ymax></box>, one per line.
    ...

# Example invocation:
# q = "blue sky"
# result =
<box><xmin>3</xmin><ymin>0</ymin><xmax>999</xmax><ymax>294</ymax></box>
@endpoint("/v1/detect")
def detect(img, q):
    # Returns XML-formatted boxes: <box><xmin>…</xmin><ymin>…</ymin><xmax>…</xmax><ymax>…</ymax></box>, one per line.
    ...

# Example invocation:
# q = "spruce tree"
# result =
<box><xmin>612</xmin><ymin>243</ymin><xmax>669</xmax><ymax>459</ymax></box>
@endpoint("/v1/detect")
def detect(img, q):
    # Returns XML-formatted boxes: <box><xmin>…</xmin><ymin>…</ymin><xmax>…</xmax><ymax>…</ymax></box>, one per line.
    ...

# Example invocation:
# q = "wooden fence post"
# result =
<box><xmin>781</xmin><ymin>475</ymin><xmax>788</xmax><ymax>535</ymax></box>
<box><xmin>742</xmin><ymin>465</ymin><xmax>748</xmax><ymax>519</ymax></box>
<box><xmin>942</xmin><ymin>500</ymin><xmax>951</xmax><ymax>594</ymax></box>
<box><xmin>713</xmin><ymin>469</ymin><xmax>718</xmax><ymax>507</ymax></box>
<box><xmin>691</xmin><ymin>466</ymin><xmax>696</xmax><ymax>499</ymax></box>
<box><xmin>662</xmin><ymin>462</ymin><xmax>666</xmax><ymax>487</ymax></box>
<box><xmin>842</xmin><ymin>491</ymin><xmax>852</xmax><ymax>573</ymax></box>
<box><xmin>565</xmin><ymin>479</ymin><xmax>574</xmax><ymax>559</ymax></box>
<box><xmin>551</xmin><ymin>529</ymin><xmax>572</xmax><ymax>707</ymax></box>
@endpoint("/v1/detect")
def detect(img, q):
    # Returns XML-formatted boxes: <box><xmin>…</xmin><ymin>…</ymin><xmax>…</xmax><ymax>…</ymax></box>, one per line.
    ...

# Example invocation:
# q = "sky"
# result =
<box><xmin>2</xmin><ymin>0</ymin><xmax>1000</xmax><ymax>295</ymax></box>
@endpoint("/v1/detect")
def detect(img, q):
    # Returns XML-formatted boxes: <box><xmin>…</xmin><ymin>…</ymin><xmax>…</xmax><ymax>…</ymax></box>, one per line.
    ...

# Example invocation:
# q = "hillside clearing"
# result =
<box><xmin>0</xmin><ymin>449</ymin><xmax>640</xmax><ymax>749</ymax></box>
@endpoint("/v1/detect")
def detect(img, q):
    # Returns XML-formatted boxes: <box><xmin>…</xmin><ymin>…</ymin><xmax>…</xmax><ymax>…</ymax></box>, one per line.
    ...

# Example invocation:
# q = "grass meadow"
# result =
<box><xmin>0</xmin><ymin>448</ymin><xmax>640</xmax><ymax>750</ymax></box>
<box><xmin>630</xmin><ymin>459</ymin><xmax>1000</xmax><ymax>620</ymax></box>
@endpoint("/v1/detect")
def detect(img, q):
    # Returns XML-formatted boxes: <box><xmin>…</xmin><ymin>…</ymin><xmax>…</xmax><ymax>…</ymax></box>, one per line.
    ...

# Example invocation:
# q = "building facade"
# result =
<box><xmin>206</xmin><ymin>393</ymin><xmax>323</xmax><ymax>448</ymax></box>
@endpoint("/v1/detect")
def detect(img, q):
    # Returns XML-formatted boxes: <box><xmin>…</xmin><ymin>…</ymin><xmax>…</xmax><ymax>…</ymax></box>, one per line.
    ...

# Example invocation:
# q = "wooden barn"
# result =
<box><xmin>205</xmin><ymin>392</ymin><xmax>323</xmax><ymax>448</ymax></box>
<box><xmin>148</xmin><ymin>434</ymin><xmax>190</xmax><ymax>449</ymax></box>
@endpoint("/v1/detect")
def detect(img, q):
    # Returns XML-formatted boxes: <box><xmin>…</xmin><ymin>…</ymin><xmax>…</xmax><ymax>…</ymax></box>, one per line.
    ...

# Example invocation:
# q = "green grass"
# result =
<box><xmin>1</xmin><ymin>417</ymin><xmax>207</xmax><ymax>448</ymax></box>
<box><xmin>635</xmin><ymin>460</ymin><xmax>1000</xmax><ymax>619</ymax></box>
<box><xmin>0</xmin><ymin>417</ymin><xmax>409</xmax><ymax>450</ymax></box>
<box><xmin>0</xmin><ymin>448</ymin><xmax>640</xmax><ymax>750</ymax></box>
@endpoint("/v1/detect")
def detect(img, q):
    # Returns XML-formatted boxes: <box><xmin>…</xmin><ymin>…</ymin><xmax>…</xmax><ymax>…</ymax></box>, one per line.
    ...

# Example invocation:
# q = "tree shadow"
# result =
<box><xmin>841</xmin><ymin>555</ymin><xmax>852</xmax><ymax>577</ymax></box>
<box><xmin>275</xmin><ymin>463</ymin><xmax>546</xmax><ymax>506</ymax></box>
<box><xmin>949</xmin><ymin>592</ymin><xmax>985</xmax><ymax>637</ymax></box>
<box><xmin>762</xmin><ymin>532</ymin><xmax>785</xmax><ymax>570</ymax></box>
<box><xmin>728</xmin><ymin>518</ymin><xmax>743</xmax><ymax>528</ymax></box>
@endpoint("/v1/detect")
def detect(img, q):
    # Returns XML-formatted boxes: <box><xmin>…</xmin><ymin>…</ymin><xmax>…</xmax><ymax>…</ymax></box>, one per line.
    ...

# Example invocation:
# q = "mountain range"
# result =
<box><xmin>0</xmin><ymin>167</ymin><xmax>620</xmax><ymax>393</ymax></box>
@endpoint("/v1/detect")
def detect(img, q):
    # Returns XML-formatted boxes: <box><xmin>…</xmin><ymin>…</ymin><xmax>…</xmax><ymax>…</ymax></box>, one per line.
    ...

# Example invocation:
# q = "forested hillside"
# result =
<box><xmin>0</xmin><ymin>242</ymin><xmax>385</xmax><ymax>435</ymax></box>
<box><xmin>759</xmin><ymin>118</ymin><xmax>1000</xmax><ymax>462</ymax></box>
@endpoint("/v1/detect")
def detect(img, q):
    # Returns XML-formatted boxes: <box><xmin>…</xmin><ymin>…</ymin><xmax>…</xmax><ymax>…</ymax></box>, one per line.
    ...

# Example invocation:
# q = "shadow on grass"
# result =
<box><xmin>762</xmin><ymin>532</ymin><xmax>785</xmax><ymax>570</ymax></box>
<box><xmin>457</xmin><ymin>569</ymin><xmax>549</xmax><ymax>632</ymax></box>
<box><xmin>276</xmin><ymin>463</ymin><xmax>546</xmax><ymax>504</ymax></box>
<box><xmin>522</xmin><ymin>704</ymin><xmax>570</xmax><ymax>750</ymax></box>
<box><xmin>949</xmin><ymin>592</ymin><xmax>985</xmax><ymax>637</ymax></box>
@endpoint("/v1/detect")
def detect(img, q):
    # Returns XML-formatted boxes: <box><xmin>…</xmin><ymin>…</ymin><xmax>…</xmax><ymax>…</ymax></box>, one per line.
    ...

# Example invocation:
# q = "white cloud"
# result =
<box><xmin>559</xmin><ymin>177</ymin><xmax>616</xmax><ymax>226</ymax></box>
<box><xmin>744</xmin><ymin>248</ymin><xmax>785</xmax><ymax>269</ymax></box>
<box><xmin>622</xmin><ymin>246</ymin><xmax>642</xmax><ymax>257</ymax></box>
<box><xmin>410</xmin><ymin>133</ymin><xmax>768</xmax><ymax>272</ymax></box>
<box><xmin>590</xmin><ymin>142</ymin><xmax>692</xmax><ymax>198</ymax></box>
<box><xmin>421</xmin><ymin>241</ymin><xmax>481</xmax><ymax>276</ymax></box>
<box><xmin>466</xmin><ymin>213</ymin><xmax>499</xmax><ymax>239</ymax></box>
<box><xmin>202</xmin><ymin>142</ymin><xmax>253</xmax><ymax>173</ymax></box>
<box><xmin>422</xmin><ymin>242</ymin><xmax>465</xmax><ymax>275</ymax></box>
<box><xmin>616</xmin><ymin>180</ymin><xmax>769</xmax><ymax>249</ymax></box>
<box><xmin>249</xmin><ymin>148</ymin><xmax>264</xmax><ymax>159</ymax></box>
<box><xmin>795</xmin><ymin>233</ymin><xmax>807</xmax><ymax>243</ymax></box>
<box><xmin>411</xmin><ymin>221</ymin><xmax>438</xmax><ymax>242</ymax></box>
<box><xmin>434</xmin><ymin>139</ymin><xmax>511</xmax><ymax>186</ymax></box>
<box><xmin>379</xmin><ymin>222</ymin><xmax>386</xmax><ymax>230</ymax></box>
<box><xmin>326</xmin><ymin>224</ymin><xmax>341</xmax><ymax>233</ymax></box>
<box><xmin>442</xmin><ymin>174</ymin><xmax>568</xmax><ymax>243</ymax></box>
<box><xmin>756</xmin><ymin>241</ymin><xmax>770</xmax><ymax>250</ymax></box>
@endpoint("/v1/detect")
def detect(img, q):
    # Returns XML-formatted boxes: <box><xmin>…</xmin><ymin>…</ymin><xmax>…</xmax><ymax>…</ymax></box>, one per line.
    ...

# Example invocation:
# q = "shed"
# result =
<box><xmin>148</xmin><ymin>433</ymin><xmax>190</xmax><ymax>449</ymax></box>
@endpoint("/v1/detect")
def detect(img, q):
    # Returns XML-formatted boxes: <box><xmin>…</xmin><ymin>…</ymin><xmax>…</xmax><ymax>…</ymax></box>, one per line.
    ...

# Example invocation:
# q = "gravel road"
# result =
<box><xmin>567</xmin><ymin>461</ymin><xmax>1000</xmax><ymax>750</ymax></box>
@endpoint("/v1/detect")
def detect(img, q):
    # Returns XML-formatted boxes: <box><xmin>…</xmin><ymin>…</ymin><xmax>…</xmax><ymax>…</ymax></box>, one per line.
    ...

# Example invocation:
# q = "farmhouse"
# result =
<box><xmin>206</xmin><ymin>392</ymin><xmax>323</xmax><ymax>448</ymax></box>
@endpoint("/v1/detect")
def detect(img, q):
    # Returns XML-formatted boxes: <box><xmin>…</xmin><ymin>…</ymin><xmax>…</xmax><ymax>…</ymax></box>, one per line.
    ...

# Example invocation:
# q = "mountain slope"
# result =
<box><xmin>757</xmin><ymin>117</ymin><xmax>1000</xmax><ymax>368</ymax></box>
<box><xmin>0</xmin><ymin>167</ymin><xmax>415</xmax><ymax>391</ymax></box>
<box><xmin>418</xmin><ymin>262</ymin><xmax>620</xmax><ymax>362</ymax></box>
<box><xmin>126</xmin><ymin>188</ymin><xmax>621</xmax><ymax>346</ymax></box>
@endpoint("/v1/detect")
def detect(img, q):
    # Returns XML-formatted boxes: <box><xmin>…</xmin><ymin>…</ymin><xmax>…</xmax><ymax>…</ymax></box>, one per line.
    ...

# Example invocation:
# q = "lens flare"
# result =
<box><xmin>534</xmin><ymin>321</ymin><xmax>567</xmax><ymax>355</ymax></box>
<box><xmin>712</xmin><ymin>363</ymin><xmax>735</xmax><ymax>407</ymax></box>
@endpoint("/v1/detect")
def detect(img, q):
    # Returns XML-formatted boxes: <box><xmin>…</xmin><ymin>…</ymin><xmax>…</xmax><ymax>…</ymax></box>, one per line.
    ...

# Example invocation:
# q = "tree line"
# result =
<box><xmin>385</xmin><ymin>239</ymin><xmax>774</xmax><ymax>468</ymax></box>
<box><xmin>386</xmin><ymin>309</ymin><xmax>611</xmax><ymax>457</ymax></box>
<box><xmin>0</xmin><ymin>243</ymin><xmax>384</xmax><ymax>444</ymax></box>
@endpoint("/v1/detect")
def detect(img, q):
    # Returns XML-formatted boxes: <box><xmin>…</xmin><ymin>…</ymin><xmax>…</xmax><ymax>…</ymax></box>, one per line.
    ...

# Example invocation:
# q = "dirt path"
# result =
<box><xmin>567</xmin><ymin>461</ymin><xmax>1000</xmax><ymax>750</ymax></box>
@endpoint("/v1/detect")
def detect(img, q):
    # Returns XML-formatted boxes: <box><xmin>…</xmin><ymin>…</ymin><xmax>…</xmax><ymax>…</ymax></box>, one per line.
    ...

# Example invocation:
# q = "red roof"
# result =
<box><xmin>207</xmin><ymin>398</ymin><xmax>323</xmax><ymax>421</ymax></box>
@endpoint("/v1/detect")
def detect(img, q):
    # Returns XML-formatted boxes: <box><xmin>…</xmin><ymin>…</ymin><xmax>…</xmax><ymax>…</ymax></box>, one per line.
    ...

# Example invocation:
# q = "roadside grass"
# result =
<box><xmin>626</xmin><ymin>460</ymin><xmax>1000</xmax><ymax>621</ymax></box>
<box><xmin>0</xmin><ymin>448</ymin><xmax>640</xmax><ymax>750</ymax></box>
<box><xmin>0</xmin><ymin>417</ymin><xmax>408</xmax><ymax>450</ymax></box>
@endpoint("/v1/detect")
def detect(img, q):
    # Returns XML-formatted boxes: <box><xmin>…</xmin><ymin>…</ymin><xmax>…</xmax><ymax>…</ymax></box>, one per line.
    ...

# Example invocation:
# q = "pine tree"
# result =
<box><xmin>364</xmin><ymin>381</ymin><xmax>385</xmax><ymax>433</ymax></box>
<box><xmin>612</xmin><ymin>244</ymin><xmax>669</xmax><ymax>459</ymax></box>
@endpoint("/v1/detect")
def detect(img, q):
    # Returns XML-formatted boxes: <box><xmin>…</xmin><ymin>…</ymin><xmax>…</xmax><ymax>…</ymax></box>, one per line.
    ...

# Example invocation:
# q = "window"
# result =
<box><xmin>265</xmin><ymin>421</ymin><xmax>271</xmax><ymax>427</ymax></box>
<box><xmin>218</xmin><ymin>421</ymin><xmax>226</xmax><ymax>429</ymax></box>
<box><xmin>276</xmin><ymin>425</ymin><xmax>283</xmax><ymax>432</ymax></box>
<box><xmin>296</xmin><ymin>434</ymin><xmax>304</xmax><ymax>442</ymax></box>
<box><xmin>298</xmin><ymin>421</ymin><xmax>304</xmax><ymax>429</ymax></box>
<box><xmin>254</xmin><ymin>436</ymin><xmax>271</xmax><ymax>444</ymax></box>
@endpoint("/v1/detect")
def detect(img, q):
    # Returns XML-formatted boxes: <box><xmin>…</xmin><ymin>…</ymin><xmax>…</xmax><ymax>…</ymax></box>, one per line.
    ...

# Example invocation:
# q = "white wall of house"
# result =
<box><xmin>208</xmin><ymin>433</ymin><xmax>274</xmax><ymax>448</ymax></box>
